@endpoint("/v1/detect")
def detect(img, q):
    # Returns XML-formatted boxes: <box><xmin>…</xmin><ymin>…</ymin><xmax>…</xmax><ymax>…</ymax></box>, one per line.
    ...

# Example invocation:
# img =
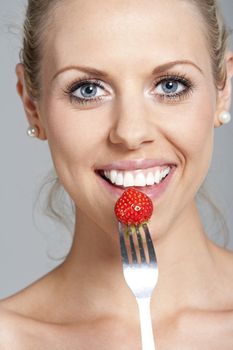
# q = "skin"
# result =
<box><xmin>1</xmin><ymin>0</ymin><xmax>233</xmax><ymax>348</ymax></box>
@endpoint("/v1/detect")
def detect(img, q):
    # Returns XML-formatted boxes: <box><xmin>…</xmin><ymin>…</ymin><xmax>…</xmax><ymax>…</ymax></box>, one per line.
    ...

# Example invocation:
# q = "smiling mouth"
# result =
<box><xmin>97</xmin><ymin>165</ymin><xmax>173</xmax><ymax>188</ymax></box>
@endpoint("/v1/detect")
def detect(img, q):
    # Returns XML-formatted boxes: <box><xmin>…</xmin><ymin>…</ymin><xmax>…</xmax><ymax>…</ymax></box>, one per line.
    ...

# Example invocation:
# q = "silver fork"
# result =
<box><xmin>118</xmin><ymin>221</ymin><xmax>158</xmax><ymax>350</ymax></box>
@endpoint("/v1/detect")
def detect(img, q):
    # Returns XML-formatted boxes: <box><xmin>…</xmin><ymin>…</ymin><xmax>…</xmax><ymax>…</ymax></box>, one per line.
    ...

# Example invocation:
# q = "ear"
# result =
<box><xmin>16</xmin><ymin>63</ymin><xmax>47</xmax><ymax>140</ymax></box>
<box><xmin>214</xmin><ymin>51</ymin><xmax>233</xmax><ymax>127</ymax></box>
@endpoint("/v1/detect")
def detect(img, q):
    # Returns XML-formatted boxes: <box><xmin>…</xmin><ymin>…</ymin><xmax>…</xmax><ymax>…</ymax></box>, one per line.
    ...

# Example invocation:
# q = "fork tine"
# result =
<box><xmin>118</xmin><ymin>222</ymin><xmax>129</xmax><ymax>265</ymax></box>
<box><xmin>128</xmin><ymin>226</ymin><xmax>138</xmax><ymax>264</ymax></box>
<box><xmin>135</xmin><ymin>225</ymin><xmax>146</xmax><ymax>264</ymax></box>
<box><xmin>142</xmin><ymin>223</ymin><xmax>157</xmax><ymax>264</ymax></box>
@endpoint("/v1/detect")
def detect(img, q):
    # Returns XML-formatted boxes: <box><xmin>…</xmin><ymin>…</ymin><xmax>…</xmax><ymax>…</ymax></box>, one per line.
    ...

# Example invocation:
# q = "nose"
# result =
<box><xmin>109</xmin><ymin>96</ymin><xmax>156</xmax><ymax>150</ymax></box>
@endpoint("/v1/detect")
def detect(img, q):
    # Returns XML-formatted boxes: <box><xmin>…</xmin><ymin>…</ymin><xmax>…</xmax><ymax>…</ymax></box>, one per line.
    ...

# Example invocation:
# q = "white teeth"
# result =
<box><xmin>110</xmin><ymin>170</ymin><xmax>117</xmax><ymax>184</ymax></box>
<box><xmin>115</xmin><ymin>172</ymin><xmax>124</xmax><ymax>186</ymax></box>
<box><xmin>123</xmin><ymin>172</ymin><xmax>135</xmax><ymax>187</ymax></box>
<box><xmin>134</xmin><ymin>173</ymin><xmax>146</xmax><ymax>186</ymax></box>
<box><xmin>159</xmin><ymin>171</ymin><xmax>164</xmax><ymax>182</ymax></box>
<box><xmin>154</xmin><ymin>169</ymin><xmax>161</xmax><ymax>184</ymax></box>
<box><xmin>102</xmin><ymin>166</ymin><xmax>171</xmax><ymax>187</ymax></box>
<box><xmin>146</xmin><ymin>172</ymin><xmax>154</xmax><ymax>185</ymax></box>
<box><xmin>162</xmin><ymin>167</ymin><xmax>170</xmax><ymax>178</ymax></box>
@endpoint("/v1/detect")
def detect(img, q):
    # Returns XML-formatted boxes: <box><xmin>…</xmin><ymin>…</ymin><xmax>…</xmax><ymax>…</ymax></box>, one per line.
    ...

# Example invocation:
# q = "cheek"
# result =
<box><xmin>41</xmin><ymin>107</ymin><xmax>103</xmax><ymax>203</ymax></box>
<box><xmin>164</xmin><ymin>95</ymin><xmax>216</xmax><ymax>163</ymax></box>
<box><xmin>41</xmin><ymin>102</ymin><xmax>109</xmax><ymax>172</ymax></box>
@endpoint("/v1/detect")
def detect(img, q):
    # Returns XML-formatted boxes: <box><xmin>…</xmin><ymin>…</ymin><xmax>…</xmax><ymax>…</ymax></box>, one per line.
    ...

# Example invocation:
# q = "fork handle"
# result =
<box><xmin>136</xmin><ymin>297</ymin><xmax>156</xmax><ymax>350</ymax></box>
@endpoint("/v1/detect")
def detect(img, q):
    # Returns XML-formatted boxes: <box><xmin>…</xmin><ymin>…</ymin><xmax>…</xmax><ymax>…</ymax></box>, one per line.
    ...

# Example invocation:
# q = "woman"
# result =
<box><xmin>1</xmin><ymin>0</ymin><xmax>233</xmax><ymax>348</ymax></box>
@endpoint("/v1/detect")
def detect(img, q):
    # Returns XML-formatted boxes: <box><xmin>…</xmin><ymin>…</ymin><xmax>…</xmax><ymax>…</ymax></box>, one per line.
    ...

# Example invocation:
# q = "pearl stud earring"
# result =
<box><xmin>218</xmin><ymin>111</ymin><xmax>231</xmax><ymax>125</ymax></box>
<box><xmin>27</xmin><ymin>125</ymin><xmax>39</xmax><ymax>138</ymax></box>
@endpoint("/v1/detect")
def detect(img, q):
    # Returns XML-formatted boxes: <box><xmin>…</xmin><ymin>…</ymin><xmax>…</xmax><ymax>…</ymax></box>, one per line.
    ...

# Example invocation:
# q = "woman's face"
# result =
<box><xmin>37</xmin><ymin>0</ymin><xmax>219</xmax><ymax>238</ymax></box>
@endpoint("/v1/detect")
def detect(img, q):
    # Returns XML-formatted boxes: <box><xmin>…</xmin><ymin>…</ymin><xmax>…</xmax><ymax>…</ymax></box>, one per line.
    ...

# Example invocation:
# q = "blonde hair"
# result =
<box><xmin>21</xmin><ymin>0</ymin><xmax>231</xmax><ymax>242</ymax></box>
<box><xmin>21</xmin><ymin>0</ymin><xmax>231</xmax><ymax>97</ymax></box>
<box><xmin>189</xmin><ymin>0</ymin><xmax>230</xmax><ymax>89</ymax></box>
<box><xmin>20</xmin><ymin>0</ymin><xmax>60</xmax><ymax>98</ymax></box>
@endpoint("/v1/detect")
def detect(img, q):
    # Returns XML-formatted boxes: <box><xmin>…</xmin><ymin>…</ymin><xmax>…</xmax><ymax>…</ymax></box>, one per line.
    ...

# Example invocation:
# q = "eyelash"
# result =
<box><xmin>63</xmin><ymin>73</ymin><xmax>194</xmax><ymax>106</ymax></box>
<box><xmin>153</xmin><ymin>73</ymin><xmax>194</xmax><ymax>102</ymax></box>
<box><xmin>64</xmin><ymin>77</ymin><xmax>105</xmax><ymax>105</ymax></box>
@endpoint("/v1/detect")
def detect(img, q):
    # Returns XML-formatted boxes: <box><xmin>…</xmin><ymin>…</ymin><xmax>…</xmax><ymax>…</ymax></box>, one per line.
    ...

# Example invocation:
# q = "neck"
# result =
<box><xmin>56</xmin><ymin>200</ymin><xmax>220</xmax><ymax>323</ymax></box>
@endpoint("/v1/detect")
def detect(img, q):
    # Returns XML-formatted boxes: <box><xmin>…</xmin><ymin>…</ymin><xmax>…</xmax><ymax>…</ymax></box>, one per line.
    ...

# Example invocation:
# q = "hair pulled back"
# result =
<box><xmin>21</xmin><ymin>0</ymin><xmax>230</xmax><ymax>98</ymax></box>
<box><xmin>20</xmin><ymin>0</ymin><xmax>60</xmax><ymax>98</ymax></box>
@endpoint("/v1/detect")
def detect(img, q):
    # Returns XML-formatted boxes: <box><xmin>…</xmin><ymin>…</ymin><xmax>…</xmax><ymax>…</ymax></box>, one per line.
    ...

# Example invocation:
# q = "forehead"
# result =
<box><xmin>45</xmin><ymin>0</ymin><xmax>210</xmax><ymax>76</ymax></box>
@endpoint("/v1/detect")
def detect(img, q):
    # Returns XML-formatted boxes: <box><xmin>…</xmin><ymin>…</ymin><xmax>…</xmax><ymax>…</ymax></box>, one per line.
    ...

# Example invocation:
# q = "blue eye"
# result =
<box><xmin>152</xmin><ymin>74</ymin><xmax>193</xmax><ymax>102</ymax></box>
<box><xmin>71</xmin><ymin>82</ymin><xmax>104</xmax><ymax>100</ymax></box>
<box><xmin>64</xmin><ymin>77</ymin><xmax>111</xmax><ymax>106</ymax></box>
<box><xmin>156</xmin><ymin>80</ymin><xmax>185</xmax><ymax>95</ymax></box>
<box><xmin>80</xmin><ymin>84</ymin><xmax>97</xmax><ymax>98</ymax></box>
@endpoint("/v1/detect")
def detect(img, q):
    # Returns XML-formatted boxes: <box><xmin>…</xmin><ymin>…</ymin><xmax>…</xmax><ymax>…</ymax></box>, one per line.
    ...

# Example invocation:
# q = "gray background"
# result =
<box><xmin>0</xmin><ymin>0</ymin><xmax>233</xmax><ymax>299</ymax></box>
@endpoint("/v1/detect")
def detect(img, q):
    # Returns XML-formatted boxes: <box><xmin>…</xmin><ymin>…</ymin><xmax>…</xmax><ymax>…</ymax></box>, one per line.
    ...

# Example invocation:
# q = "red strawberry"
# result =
<box><xmin>114</xmin><ymin>188</ymin><xmax>153</xmax><ymax>226</ymax></box>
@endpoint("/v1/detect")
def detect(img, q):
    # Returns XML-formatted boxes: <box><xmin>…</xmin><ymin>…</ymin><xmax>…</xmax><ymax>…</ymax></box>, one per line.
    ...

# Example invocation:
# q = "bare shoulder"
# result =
<box><xmin>0</xmin><ymin>307</ymin><xmax>14</xmax><ymax>348</ymax></box>
<box><xmin>0</xmin><ymin>264</ymin><xmax>62</xmax><ymax>321</ymax></box>
<box><xmin>0</xmin><ymin>304</ymin><xmax>61</xmax><ymax>350</ymax></box>
<box><xmin>0</xmin><ymin>267</ymin><xmax>63</xmax><ymax>349</ymax></box>
<box><xmin>0</xmin><ymin>306</ymin><xmax>29</xmax><ymax>350</ymax></box>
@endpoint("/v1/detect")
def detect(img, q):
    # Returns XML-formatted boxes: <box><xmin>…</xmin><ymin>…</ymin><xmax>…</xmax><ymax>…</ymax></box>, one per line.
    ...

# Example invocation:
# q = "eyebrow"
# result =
<box><xmin>52</xmin><ymin>59</ymin><xmax>203</xmax><ymax>81</ymax></box>
<box><xmin>152</xmin><ymin>60</ymin><xmax>203</xmax><ymax>75</ymax></box>
<box><xmin>52</xmin><ymin>65</ymin><xmax>110</xmax><ymax>81</ymax></box>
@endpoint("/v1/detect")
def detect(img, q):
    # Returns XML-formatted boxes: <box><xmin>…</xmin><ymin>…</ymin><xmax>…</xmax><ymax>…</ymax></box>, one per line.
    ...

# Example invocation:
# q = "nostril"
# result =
<box><xmin>109</xmin><ymin>113</ymin><xmax>156</xmax><ymax>151</ymax></box>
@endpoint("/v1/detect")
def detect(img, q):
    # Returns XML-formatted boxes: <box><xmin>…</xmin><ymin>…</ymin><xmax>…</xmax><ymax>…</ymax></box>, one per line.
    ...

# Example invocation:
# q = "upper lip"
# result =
<box><xmin>96</xmin><ymin>158</ymin><xmax>176</xmax><ymax>171</ymax></box>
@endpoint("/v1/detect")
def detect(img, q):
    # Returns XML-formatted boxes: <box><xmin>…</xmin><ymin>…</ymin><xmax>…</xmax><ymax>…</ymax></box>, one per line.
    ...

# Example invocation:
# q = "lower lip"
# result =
<box><xmin>96</xmin><ymin>166</ymin><xmax>176</xmax><ymax>201</ymax></box>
